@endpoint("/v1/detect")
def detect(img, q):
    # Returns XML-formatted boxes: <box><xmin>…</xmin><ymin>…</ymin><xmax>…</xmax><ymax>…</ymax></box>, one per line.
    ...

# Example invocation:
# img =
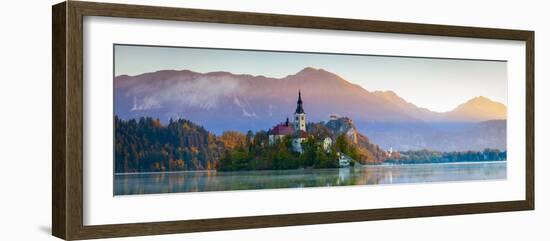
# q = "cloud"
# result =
<box><xmin>131</xmin><ymin>95</ymin><xmax>161</xmax><ymax>111</ymax></box>
<box><xmin>129</xmin><ymin>76</ymin><xmax>242</xmax><ymax>111</ymax></box>
<box><xmin>233</xmin><ymin>97</ymin><xmax>257</xmax><ymax>118</ymax></box>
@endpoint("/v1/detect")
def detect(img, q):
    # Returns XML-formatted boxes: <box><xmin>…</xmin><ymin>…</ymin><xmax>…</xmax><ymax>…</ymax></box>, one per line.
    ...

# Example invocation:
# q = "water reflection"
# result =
<box><xmin>115</xmin><ymin>162</ymin><xmax>506</xmax><ymax>195</ymax></box>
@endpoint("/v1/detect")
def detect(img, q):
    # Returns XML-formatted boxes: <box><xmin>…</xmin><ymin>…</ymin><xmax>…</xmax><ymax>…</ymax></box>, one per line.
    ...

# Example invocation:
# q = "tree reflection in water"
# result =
<box><xmin>115</xmin><ymin>162</ymin><xmax>506</xmax><ymax>195</ymax></box>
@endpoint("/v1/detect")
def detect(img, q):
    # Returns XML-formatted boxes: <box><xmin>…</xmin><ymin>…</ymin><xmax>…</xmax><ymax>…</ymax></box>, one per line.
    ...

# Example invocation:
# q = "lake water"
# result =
<box><xmin>114</xmin><ymin>161</ymin><xmax>506</xmax><ymax>195</ymax></box>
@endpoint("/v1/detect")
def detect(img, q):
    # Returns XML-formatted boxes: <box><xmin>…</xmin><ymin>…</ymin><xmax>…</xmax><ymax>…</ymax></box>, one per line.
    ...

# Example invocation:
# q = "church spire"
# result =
<box><xmin>295</xmin><ymin>90</ymin><xmax>305</xmax><ymax>114</ymax></box>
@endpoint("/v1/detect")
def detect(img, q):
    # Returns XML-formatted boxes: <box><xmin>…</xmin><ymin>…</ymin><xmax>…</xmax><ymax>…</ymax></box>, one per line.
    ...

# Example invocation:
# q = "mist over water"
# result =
<box><xmin>115</xmin><ymin>162</ymin><xmax>506</xmax><ymax>195</ymax></box>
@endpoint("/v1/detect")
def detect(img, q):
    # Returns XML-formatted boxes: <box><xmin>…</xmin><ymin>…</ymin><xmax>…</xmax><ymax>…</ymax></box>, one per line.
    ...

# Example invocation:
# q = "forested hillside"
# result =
<box><xmin>114</xmin><ymin>116</ymin><xmax>224</xmax><ymax>173</ymax></box>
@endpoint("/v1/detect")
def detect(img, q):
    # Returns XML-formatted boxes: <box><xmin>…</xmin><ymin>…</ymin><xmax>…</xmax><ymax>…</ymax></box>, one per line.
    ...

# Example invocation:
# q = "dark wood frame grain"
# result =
<box><xmin>52</xmin><ymin>1</ymin><xmax>535</xmax><ymax>240</ymax></box>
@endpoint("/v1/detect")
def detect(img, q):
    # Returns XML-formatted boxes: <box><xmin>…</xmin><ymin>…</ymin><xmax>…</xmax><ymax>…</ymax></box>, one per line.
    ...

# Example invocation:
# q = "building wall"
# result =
<box><xmin>294</xmin><ymin>113</ymin><xmax>306</xmax><ymax>132</ymax></box>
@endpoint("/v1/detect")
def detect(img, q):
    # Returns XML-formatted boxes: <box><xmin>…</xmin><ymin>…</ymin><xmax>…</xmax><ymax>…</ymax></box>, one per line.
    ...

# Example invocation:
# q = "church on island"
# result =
<box><xmin>268</xmin><ymin>90</ymin><xmax>309</xmax><ymax>153</ymax></box>
<box><xmin>268</xmin><ymin>90</ymin><xmax>332</xmax><ymax>154</ymax></box>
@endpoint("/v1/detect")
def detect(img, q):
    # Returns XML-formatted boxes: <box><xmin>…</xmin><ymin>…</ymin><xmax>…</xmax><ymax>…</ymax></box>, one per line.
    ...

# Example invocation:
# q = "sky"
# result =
<box><xmin>115</xmin><ymin>44</ymin><xmax>507</xmax><ymax>112</ymax></box>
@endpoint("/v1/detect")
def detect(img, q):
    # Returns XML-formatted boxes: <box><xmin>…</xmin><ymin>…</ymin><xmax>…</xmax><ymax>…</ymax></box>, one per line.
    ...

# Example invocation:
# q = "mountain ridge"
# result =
<box><xmin>115</xmin><ymin>67</ymin><xmax>506</xmax><ymax>123</ymax></box>
<box><xmin>442</xmin><ymin>96</ymin><xmax>507</xmax><ymax>122</ymax></box>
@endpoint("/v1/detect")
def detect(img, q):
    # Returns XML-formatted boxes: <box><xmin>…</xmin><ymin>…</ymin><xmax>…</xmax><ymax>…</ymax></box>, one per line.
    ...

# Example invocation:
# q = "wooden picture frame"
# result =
<box><xmin>52</xmin><ymin>1</ymin><xmax>534</xmax><ymax>240</ymax></box>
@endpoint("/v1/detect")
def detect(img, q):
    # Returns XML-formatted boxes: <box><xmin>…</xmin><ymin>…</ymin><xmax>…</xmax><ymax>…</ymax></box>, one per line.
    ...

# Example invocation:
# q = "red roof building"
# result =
<box><xmin>268</xmin><ymin>118</ymin><xmax>295</xmax><ymax>145</ymax></box>
<box><xmin>270</xmin><ymin>117</ymin><xmax>294</xmax><ymax>136</ymax></box>
<box><xmin>270</xmin><ymin>124</ymin><xmax>294</xmax><ymax>136</ymax></box>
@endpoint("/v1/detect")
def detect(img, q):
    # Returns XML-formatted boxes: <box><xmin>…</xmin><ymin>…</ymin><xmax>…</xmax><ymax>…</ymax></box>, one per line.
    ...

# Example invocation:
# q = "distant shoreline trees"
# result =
<box><xmin>383</xmin><ymin>149</ymin><xmax>506</xmax><ymax>164</ymax></box>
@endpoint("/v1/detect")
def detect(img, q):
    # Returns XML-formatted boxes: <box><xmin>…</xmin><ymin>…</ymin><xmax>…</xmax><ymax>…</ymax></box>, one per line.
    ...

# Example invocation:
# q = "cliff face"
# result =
<box><xmin>324</xmin><ymin>117</ymin><xmax>386</xmax><ymax>164</ymax></box>
<box><xmin>325</xmin><ymin>117</ymin><xmax>357</xmax><ymax>142</ymax></box>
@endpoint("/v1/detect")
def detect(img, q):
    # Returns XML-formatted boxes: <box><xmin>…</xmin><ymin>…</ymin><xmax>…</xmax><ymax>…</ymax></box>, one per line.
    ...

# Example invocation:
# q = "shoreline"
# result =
<box><xmin>114</xmin><ymin>160</ymin><xmax>507</xmax><ymax>175</ymax></box>
<box><xmin>372</xmin><ymin>160</ymin><xmax>507</xmax><ymax>167</ymax></box>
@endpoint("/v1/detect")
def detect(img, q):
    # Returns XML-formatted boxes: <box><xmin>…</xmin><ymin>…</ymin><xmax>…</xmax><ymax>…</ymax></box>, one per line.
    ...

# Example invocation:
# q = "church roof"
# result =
<box><xmin>295</xmin><ymin>90</ymin><xmax>305</xmax><ymax>114</ymax></box>
<box><xmin>270</xmin><ymin>123</ymin><xmax>294</xmax><ymax>136</ymax></box>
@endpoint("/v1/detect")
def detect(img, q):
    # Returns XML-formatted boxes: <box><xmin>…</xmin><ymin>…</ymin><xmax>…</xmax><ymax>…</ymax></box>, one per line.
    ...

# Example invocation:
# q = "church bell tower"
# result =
<box><xmin>294</xmin><ymin>90</ymin><xmax>306</xmax><ymax>132</ymax></box>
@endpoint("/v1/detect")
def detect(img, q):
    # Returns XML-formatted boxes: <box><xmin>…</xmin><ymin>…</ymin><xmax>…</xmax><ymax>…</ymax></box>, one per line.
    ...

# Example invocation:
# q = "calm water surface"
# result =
<box><xmin>114</xmin><ymin>161</ymin><xmax>506</xmax><ymax>195</ymax></box>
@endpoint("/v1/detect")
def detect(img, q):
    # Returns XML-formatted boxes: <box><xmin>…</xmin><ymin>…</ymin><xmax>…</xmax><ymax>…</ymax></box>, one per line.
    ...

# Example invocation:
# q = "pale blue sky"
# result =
<box><xmin>115</xmin><ymin>44</ymin><xmax>507</xmax><ymax>112</ymax></box>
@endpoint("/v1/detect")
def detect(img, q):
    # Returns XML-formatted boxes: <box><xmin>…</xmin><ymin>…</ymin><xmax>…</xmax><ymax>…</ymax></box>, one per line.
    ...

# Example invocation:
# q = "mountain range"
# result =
<box><xmin>114</xmin><ymin>67</ymin><xmax>507</xmax><ymax>151</ymax></box>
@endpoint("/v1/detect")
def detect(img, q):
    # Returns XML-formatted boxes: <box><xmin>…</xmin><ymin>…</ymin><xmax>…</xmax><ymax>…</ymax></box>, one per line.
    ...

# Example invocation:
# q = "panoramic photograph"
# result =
<box><xmin>113</xmin><ymin>44</ymin><xmax>507</xmax><ymax>195</ymax></box>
